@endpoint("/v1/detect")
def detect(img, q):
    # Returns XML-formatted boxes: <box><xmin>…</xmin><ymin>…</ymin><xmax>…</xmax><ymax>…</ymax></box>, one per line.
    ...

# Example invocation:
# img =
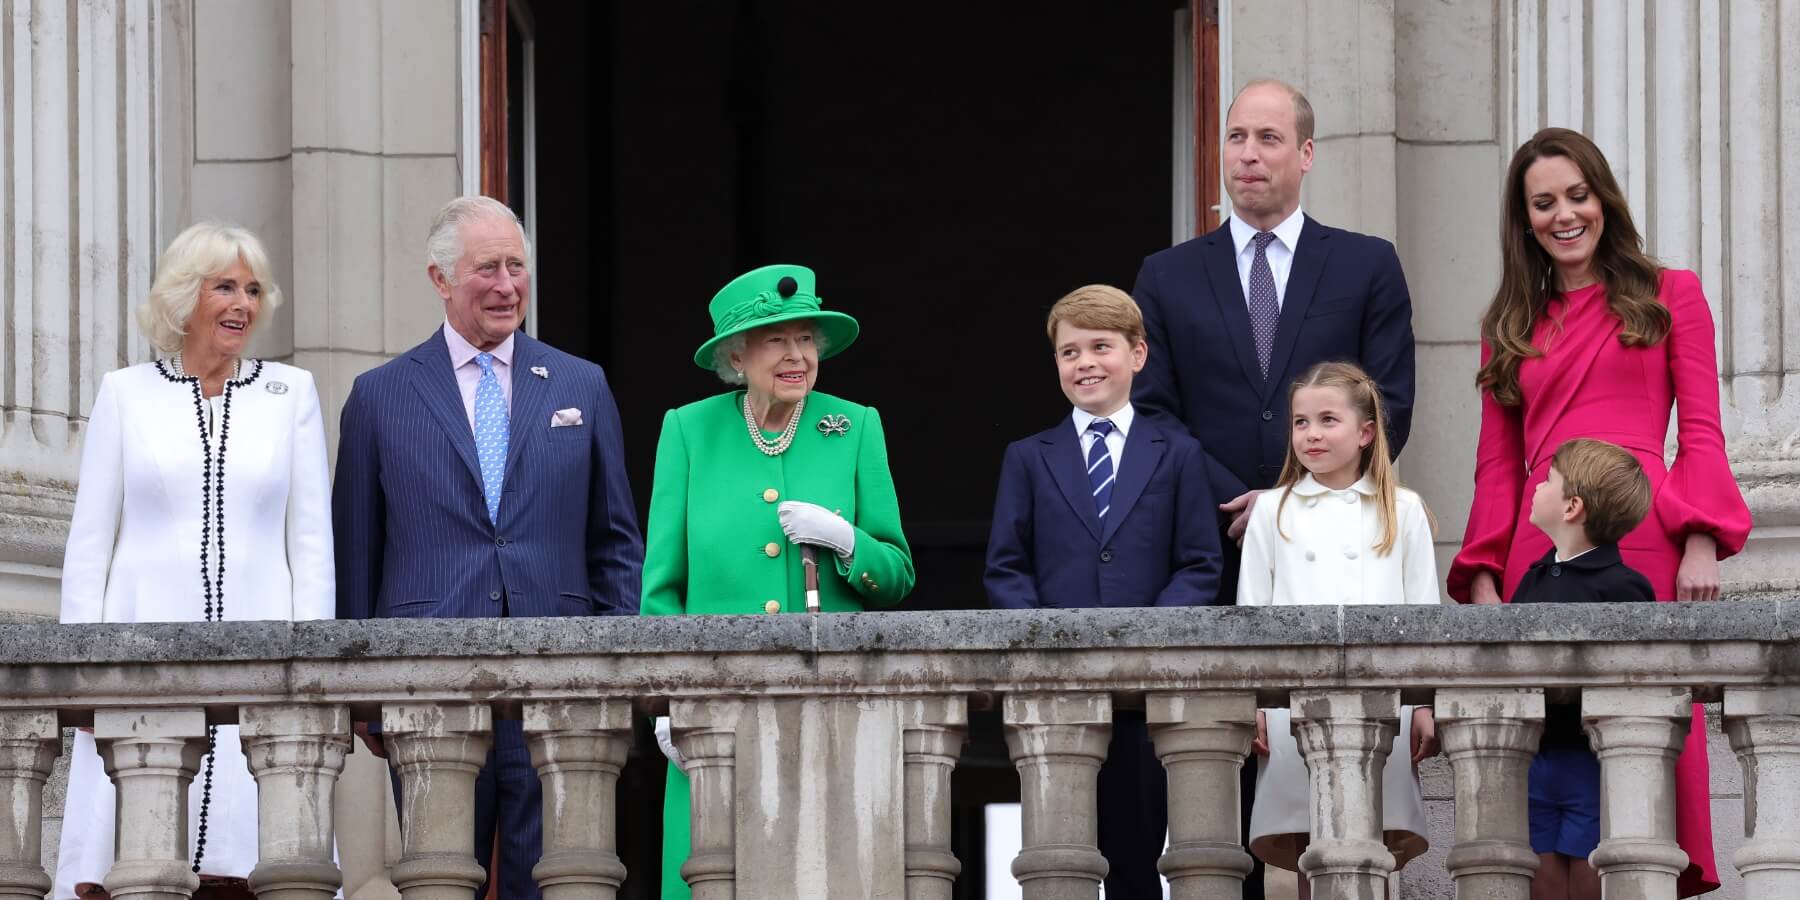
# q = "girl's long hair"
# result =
<box><xmin>1274</xmin><ymin>361</ymin><xmax>1406</xmax><ymax>555</ymax></box>
<box><xmin>1478</xmin><ymin>127</ymin><xmax>1670</xmax><ymax>406</ymax></box>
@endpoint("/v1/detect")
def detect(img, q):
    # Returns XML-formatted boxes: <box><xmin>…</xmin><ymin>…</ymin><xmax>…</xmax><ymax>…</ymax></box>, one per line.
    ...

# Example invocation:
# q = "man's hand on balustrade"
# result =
<box><xmin>1469</xmin><ymin>571</ymin><xmax>1503</xmax><ymax>605</ymax></box>
<box><xmin>1409</xmin><ymin>706</ymin><xmax>1438</xmax><ymax>764</ymax></box>
<box><xmin>1221</xmin><ymin>489</ymin><xmax>1266</xmax><ymax>544</ymax></box>
<box><xmin>353</xmin><ymin>721</ymin><xmax>386</xmax><ymax>759</ymax></box>
<box><xmin>1676</xmin><ymin>533</ymin><xmax>1721</xmax><ymax>601</ymax></box>
<box><xmin>1253</xmin><ymin>709</ymin><xmax>1270</xmax><ymax>757</ymax></box>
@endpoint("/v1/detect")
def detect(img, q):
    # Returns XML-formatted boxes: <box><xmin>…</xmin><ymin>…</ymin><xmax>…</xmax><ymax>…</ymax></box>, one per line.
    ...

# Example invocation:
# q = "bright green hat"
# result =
<box><xmin>692</xmin><ymin>264</ymin><xmax>861</xmax><ymax>370</ymax></box>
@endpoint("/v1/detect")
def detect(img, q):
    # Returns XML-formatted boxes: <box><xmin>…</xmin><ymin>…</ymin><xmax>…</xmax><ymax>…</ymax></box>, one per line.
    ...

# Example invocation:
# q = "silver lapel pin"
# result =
<box><xmin>531</xmin><ymin>366</ymin><xmax>549</xmax><ymax>379</ymax></box>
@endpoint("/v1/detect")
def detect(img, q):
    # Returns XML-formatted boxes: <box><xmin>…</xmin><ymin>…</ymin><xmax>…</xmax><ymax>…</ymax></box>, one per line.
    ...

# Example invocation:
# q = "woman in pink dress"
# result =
<box><xmin>1448</xmin><ymin>127</ymin><xmax>1752</xmax><ymax>896</ymax></box>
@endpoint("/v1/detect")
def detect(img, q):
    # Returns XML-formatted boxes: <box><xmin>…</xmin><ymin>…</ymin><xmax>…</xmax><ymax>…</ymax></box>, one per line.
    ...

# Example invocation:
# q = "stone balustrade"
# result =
<box><xmin>0</xmin><ymin>600</ymin><xmax>1797</xmax><ymax>900</ymax></box>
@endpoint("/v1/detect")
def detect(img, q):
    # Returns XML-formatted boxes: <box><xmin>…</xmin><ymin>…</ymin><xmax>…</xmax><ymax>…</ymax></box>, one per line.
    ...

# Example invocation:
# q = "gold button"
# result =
<box><xmin>764</xmin><ymin>542</ymin><xmax>781</xmax><ymax>558</ymax></box>
<box><xmin>763</xmin><ymin>488</ymin><xmax>779</xmax><ymax>503</ymax></box>
<box><xmin>764</xmin><ymin>600</ymin><xmax>780</xmax><ymax>614</ymax></box>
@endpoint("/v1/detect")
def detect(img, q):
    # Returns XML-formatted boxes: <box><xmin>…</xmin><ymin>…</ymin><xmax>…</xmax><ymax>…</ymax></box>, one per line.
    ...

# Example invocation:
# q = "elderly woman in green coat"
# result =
<box><xmin>642</xmin><ymin>263</ymin><xmax>915</xmax><ymax>898</ymax></box>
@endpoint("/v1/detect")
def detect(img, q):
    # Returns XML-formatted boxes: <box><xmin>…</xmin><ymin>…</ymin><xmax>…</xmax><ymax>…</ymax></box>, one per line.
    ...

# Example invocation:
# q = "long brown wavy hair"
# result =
<box><xmin>1478</xmin><ymin>128</ymin><xmax>1670</xmax><ymax>406</ymax></box>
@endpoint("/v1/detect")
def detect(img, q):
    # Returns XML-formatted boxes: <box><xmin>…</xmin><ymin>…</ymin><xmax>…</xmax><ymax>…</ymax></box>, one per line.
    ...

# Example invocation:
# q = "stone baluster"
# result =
<box><xmin>0</xmin><ymin>710</ymin><xmax>59</xmax><ymax>900</ymax></box>
<box><xmin>522</xmin><ymin>699</ymin><xmax>633</xmax><ymax>899</ymax></box>
<box><xmin>1724</xmin><ymin>686</ymin><xmax>1800</xmax><ymax>899</ymax></box>
<box><xmin>672</xmin><ymin>698</ymin><xmax>745</xmax><ymax>900</ymax></box>
<box><xmin>1145</xmin><ymin>692</ymin><xmax>1256</xmax><ymax>900</ymax></box>
<box><xmin>1583</xmin><ymin>687</ymin><xmax>1691</xmax><ymax>900</ymax></box>
<box><xmin>95</xmin><ymin>707</ymin><xmax>210</xmax><ymax>900</ymax></box>
<box><xmin>1003</xmin><ymin>692</ymin><xmax>1111</xmax><ymax>899</ymax></box>
<box><xmin>899</xmin><ymin>696</ymin><xmax>968</xmax><ymax>900</ymax></box>
<box><xmin>1289</xmin><ymin>690</ymin><xmax>1400</xmax><ymax>900</ymax></box>
<box><xmin>239</xmin><ymin>704</ymin><xmax>352</xmax><ymax>900</ymax></box>
<box><xmin>1435</xmin><ymin>688</ymin><xmax>1545</xmax><ymax>900</ymax></box>
<box><xmin>382</xmin><ymin>702</ymin><xmax>494</xmax><ymax>900</ymax></box>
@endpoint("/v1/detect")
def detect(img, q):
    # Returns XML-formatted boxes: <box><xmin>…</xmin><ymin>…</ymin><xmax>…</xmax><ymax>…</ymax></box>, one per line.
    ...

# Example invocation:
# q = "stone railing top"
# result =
<box><xmin>1</xmin><ymin>600</ymin><xmax>1795</xmax><ymax>718</ymax></box>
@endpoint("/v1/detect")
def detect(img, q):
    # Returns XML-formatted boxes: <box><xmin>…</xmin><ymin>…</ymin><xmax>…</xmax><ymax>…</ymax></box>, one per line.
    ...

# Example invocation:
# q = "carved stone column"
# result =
<box><xmin>1003</xmin><ymin>692</ymin><xmax>1111</xmax><ymax>900</ymax></box>
<box><xmin>1583</xmin><ymin>687</ymin><xmax>1692</xmax><ymax>900</ymax></box>
<box><xmin>1145</xmin><ymin>692</ymin><xmax>1256</xmax><ymax>900</ymax></box>
<box><xmin>0</xmin><ymin>710</ymin><xmax>59</xmax><ymax>900</ymax></box>
<box><xmin>1724</xmin><ymin>686</ymin><xmax>1800</xmax><ymax>899</ymax></box>
<box><xmin>672</xmin><ymin>698</ymin><xmax>745</xmax><ymax>900</ymax></box>
<box><xmin>1289</xmin><ymin>690</ymin><xmax>1399</xmax><ymax>900</ymax></box>
<box><xmin>1435</xmin><ymin>688</ymin><xmax>1544</xmax><ymax>900</ymax></box>
<box><xmin>382</xmin><ymin>702</ymin><xmax>494</xmax><ymax>900</ymax></box>
<box><xmin>239</xmin><ymin>704</ymin><xmax>351</xmax><ymax>900</ymax></box>
<box><xmin>522</xmin><ymin>699</ymin><xmax>633</xmax><ymax>899</ymax></box>
<box><xmin>899</xmin><ymin>696</ymin><xmax>968</xmax><ymax>900</ymax></box>
<box><xmin>95</xmin><ymin>707</ymin><xmax>209</xmax><ymax>900</ymax></box>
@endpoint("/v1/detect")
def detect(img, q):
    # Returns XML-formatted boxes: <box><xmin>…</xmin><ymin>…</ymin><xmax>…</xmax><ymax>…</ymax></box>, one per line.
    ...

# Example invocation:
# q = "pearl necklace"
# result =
<box><xmin>170</xmin><ymin>352</ymin><xmax>242</xmax><ymax>382</ymax></box>
<box><xmin>743</xmin><ymin>392</ymin><xmax>805</xmax><ymax>456</ymax></box>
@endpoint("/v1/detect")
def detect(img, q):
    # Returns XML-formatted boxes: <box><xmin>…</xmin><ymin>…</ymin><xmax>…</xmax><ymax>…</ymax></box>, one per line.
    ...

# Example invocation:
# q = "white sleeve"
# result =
<box><xmin>1235</xmin><ymin>490</ymin><xmax>1279</xmax><ymax>606</ymax></box>
<box><xmin>1400</xmin><ymin>495</ymin><xmax>1443</xmax><ymax>605</ymax></box>
<box><xmin>61</xmin><ymin>373</ymin><xmax>125</xmax><ymax>624</ymax></box>
<box><xmin>284</xmin><ymin>372</ymin><xmax>336</xmax><ymax>621</ymax></box>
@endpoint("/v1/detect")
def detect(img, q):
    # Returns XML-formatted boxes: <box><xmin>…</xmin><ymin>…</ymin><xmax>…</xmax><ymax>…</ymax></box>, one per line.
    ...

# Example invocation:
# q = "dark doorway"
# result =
<box><xmin>525</xmin><ymin>3</ymin><xmax>1181</xmax><ymax>897</ymax></box>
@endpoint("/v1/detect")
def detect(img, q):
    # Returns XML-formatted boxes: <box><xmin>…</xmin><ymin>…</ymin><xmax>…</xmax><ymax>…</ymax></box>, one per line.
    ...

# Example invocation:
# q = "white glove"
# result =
<box><xmin>654</xmin><ymin>716</ymin><xmax>687</xmax><ymax>769</ymax></box>
<box><xmin>778</xmin><ymin>500</ymin><xmax>855</xmax><ymax>558</ymax></box>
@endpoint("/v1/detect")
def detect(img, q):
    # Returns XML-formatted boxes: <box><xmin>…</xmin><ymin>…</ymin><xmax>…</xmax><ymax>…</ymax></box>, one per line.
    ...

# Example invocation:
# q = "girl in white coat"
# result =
<box><xmin>1237</xmin><ymin>361</ymin><xmax>1440</xmax><ymax>898</ymax></box>
<box><xmin>56</xmin><ymin>223</ymin><xmax>334</xmax><ymax>900</ymax></box>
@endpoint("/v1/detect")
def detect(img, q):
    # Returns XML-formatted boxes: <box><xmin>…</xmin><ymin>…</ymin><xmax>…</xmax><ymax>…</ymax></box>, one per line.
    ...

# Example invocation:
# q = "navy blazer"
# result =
<box><xmin>333</xmin><ymin>329</ymin><xmax>644</xmax><ymax>620</ymax></box>
<box><xmin>984</xmin><ymin>413</ymin><xmax>1222</xmax><ymax>609</ymax></box>
<box><xmin>1131</xmin><ymin>217</ymin><xmax>1416</xmax><ymax>500</ymax></box>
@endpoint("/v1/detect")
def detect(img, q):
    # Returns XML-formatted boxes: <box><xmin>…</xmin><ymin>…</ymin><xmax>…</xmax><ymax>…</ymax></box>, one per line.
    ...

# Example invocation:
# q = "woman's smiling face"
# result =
<box><xmin>733</xmin><ymin>321</ymin><xmax>819</xmax><ymax>408</ymax></box>
<box><xmin>1524</xmin><ymin>154</ymin><xmax>1605</xmax><ymax>290</ymax></box>
<box><xmin>186</xmin><ymin>256</ymin><xmax>262</xmax><ymax>359</ymax></box>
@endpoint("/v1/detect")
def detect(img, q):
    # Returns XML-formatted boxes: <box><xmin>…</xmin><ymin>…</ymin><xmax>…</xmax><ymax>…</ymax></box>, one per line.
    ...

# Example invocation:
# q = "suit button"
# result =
<box><xmin>764</xmin><ymin>600</ymin><xmax>781</xmax><ymax>614</ymax></box>
<box><xmin>1341</xmin><ymin>492</ymin><xmax>1357</xmax><ymax>504</ymax></box>
<box><xmin>1262</xmin><ymin>410</ymin><xmax>1274</xmax><ymax>421</ymax></box>
<box><xmin>1304</xmin><ymin>497</ymin><xmax>1318</xmax><ymax>508</ymax></box>
<box><xmin>764</xmin><ymin>542</ymin><xmax>781</xmax><ymax>558</ymax></box>
<box><xmin>495</xmin><ymin>538</ymin><xmax>507</xmax><ymax>548</ymax></box>
<box><xmin>1304</xmin><ymin>550</ymin><xmax>1316</xmax><ymax>562</ymax></box>
<box><xmin>1343</xmin><ymin>547</ymin><xmax>1359</xmax><ymax>560</ymax></box>
<box><xmin>1550</xmin><ymin>565</ymin><xmax>1562</xmax><ymax>577</ymax></box>
<box><xmin>1100</xmin><ymin>550</ymin><xmax>1113</xmax><ymax>563</ymax></box>
<box><xmin>763</xmin><ymin>488</ymin><xmax>779</xmax><ymax>503</ymax></box>
<box><xmin>489</xmin><ymin>591</ymin><xmax>501</xmax><ymax>601</ymax></box>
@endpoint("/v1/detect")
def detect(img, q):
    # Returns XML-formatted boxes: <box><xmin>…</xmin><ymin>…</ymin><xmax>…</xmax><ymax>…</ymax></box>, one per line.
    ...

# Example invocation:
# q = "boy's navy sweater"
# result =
<box><xmin>1513</xmin><ymin>543</ymin><xmax>1656</xmax><ymax>748</ymax></box>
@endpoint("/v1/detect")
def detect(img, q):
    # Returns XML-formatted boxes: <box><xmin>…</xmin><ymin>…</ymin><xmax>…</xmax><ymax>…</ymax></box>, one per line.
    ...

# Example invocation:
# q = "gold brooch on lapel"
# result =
<box><xmin>817</xmin><ymin>414</ymin><xmax>851</xmax><ymax>436</ymax></box>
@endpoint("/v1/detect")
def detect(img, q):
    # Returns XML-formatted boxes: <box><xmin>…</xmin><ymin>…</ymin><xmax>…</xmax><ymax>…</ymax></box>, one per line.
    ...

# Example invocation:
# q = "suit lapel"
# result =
<box><xmin>1203</xmin><ymin>224</ymin><xmax>1267</xmax><ymax>395</ymax></box>
<box><xmin>503</xmin><ymin>333</ymin><xmax>553</xmax><ymax>483</ymax></box>
<box><xmin>1100</xmin><ymin>418</ymin><xmax>1164</xmax><ymax>546</ymax></box>
<box><xmin>1262</xmin><ymin>216</ymin><xmax>1331</xmax><ymax>403</ymax></box>
<box><xmin>408</xmin><ymin>332</ymin><xmax>484</xmax><ymax>490</ymax></box>
<box><xmin>1040</xmin><ymin>421</ymin><xmax>1102</xmax><ymax>543</ymax></box>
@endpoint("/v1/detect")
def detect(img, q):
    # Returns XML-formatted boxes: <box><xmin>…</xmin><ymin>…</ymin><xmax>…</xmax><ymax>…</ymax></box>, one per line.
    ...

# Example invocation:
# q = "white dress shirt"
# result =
<box><xmin>444</xmin><ymin>320</ymin><xmax>515</xmax><ymax>428</ymax></box>
<box><xmin>1235</xmin><ymin>473</ymin><xmax>1442</xmax><ymax>607</ymax></box>
<box><xmin>1071</xmin><ymin>401</ymin><xmax>1134</xmax><ymax>474</ymax></box>
<box><xmin>1229</xmin><ymin>205</ymin><xmax>1307</xmax><ymax>309</ymax></box>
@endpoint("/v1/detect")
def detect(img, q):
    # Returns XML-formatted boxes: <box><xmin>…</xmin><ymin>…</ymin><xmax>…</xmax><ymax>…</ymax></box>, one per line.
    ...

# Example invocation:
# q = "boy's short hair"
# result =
<box><xmin>1046</xmin><ymin>285</ymin><xmax>1145</xmax><ymax>347</ymax></box>
<box><xmin>1551</xmin><ymin>438</ymin><xmax>1652</xmax><ymax>545</ymax></box>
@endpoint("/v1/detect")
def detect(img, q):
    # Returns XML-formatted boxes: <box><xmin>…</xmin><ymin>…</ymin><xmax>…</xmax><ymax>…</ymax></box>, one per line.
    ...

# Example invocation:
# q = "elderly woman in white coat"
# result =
<box><xmin>55</xmin><ymin>222</ymin><xmax>334</xmax><ymax>900</ymax></box>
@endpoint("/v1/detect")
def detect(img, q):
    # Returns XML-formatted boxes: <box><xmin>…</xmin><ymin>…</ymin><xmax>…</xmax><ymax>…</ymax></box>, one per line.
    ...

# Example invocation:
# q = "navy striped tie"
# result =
<box><xmin>1087</xmin><ymin>419</ymin><xmax>1116</xmax><ymax>520</ymax></box>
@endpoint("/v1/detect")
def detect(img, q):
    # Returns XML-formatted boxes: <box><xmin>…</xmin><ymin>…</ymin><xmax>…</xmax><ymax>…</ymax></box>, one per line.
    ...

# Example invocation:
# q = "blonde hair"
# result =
<box><xmin>1046</xmin><ymin>284</ymin><xmax>1145</xmax><ymax>346</ymax></box>
<box><xmin>1274</xmin><ymin>361</ymin><xmax>1418</xmax><ymax>556</ymax></box>
<box><xmin>1550</xmin><ymin>438</ymin><xmax>1652</xmax><ymax>545</ymax></box>
<box><xmin>136</xmin><ymin>222</ymin><xmax>283</xmax><ymax>354</ymax></box>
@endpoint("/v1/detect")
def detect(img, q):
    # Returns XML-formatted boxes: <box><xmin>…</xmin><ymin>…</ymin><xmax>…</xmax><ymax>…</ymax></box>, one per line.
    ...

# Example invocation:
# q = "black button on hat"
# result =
<box><xmin>777</xmin><ymin>276</ymin><xmax>798</xmax><ymax>298</ymax></box>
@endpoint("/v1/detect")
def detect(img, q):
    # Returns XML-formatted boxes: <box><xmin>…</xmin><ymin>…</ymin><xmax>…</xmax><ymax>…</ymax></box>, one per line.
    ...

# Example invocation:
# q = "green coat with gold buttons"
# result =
<box><xmin>640</xmin><ymin>389</ymin><xmax>913</xmax><ymax>899</ymax></box>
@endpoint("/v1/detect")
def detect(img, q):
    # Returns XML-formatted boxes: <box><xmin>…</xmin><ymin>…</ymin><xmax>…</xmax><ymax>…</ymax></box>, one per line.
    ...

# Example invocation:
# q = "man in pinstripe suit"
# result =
<box><xmin>332</xmin><ymin>195</ymin><xmax>643</xmax><ymax>899</ymax></box>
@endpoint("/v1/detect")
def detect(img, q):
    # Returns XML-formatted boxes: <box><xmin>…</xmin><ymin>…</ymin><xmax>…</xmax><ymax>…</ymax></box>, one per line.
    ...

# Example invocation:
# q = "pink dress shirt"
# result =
<box><xmin>443</xmin><ymin>321</ymin><xmax>515</xmax><ymax>428</ymax></box>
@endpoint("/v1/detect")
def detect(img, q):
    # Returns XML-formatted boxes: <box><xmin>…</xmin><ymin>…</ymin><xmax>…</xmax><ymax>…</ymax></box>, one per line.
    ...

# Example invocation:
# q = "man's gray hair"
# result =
<box><xmin>425</xmin><ymin>195</ymin><xmax>531</xmax><ymax>283</ymax></box>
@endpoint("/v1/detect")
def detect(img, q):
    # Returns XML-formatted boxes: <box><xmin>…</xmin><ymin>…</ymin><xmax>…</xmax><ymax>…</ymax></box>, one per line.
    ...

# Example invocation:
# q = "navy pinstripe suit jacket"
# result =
<box><xmin>332</xmin><ymin>329</ymin><xmax>644</xmax><ymax>620</ymax></box>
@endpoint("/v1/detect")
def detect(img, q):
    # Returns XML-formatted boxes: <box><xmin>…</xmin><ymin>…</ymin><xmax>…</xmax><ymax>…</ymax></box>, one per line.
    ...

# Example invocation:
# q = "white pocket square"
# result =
<box><xmin>551</xmin><ymin>408</ymin><xmax>583</xmax><ymax>427</ymax></box>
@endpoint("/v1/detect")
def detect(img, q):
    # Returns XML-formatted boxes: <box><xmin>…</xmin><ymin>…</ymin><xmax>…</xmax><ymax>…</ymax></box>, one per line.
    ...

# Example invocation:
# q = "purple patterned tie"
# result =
<box><xmin>1248</xmin><ymin>231</ymin><xmax>1280</xmax><ymax>377</ymax></box>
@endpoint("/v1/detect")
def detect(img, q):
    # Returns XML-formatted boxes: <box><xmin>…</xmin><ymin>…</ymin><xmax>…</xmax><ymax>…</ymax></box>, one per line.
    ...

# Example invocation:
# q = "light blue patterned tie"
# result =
<box><xmin>1087</xmin><ymin>419</ymin><xmax>1115</xmax><ymax>520</ymax></box>
<box><xmin>473</xmin><ymin>352</ymin><xmax>508</xmax><ymax>525</ymax></box>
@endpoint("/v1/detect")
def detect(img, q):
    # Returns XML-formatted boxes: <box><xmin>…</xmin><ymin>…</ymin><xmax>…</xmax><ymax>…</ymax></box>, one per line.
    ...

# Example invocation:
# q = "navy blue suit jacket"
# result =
<box><xmin>984</xmin><ymin>413</ymin><xmax>1223</xmax><ymax>609</ymax></box>
<box><xmin>1131</xmin><ymin>217</ymin><xmax>1416</xmax><ymax>499</ymax></box>
<box><xmin>333</xmin><ymin>329</ymin><xmax>644</xmax><ymax>620</ymax></box>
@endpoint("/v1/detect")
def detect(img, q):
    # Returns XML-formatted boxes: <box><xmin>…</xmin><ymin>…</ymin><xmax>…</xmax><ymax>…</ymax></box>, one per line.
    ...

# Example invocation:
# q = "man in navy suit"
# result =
<box><xmin>986</xmin><ymin>285</ymin><xmax>1223</xmax><ymax>897</ymax></box>
<box><xmin>1132</xmin><ymin>79</ymin><xmax>1416</xmax><ymax>898</ymax></box>
<box><xmin>332</xmin><ymin>195</ymin><xmax>644</xmax><ymax>900</ymax></box>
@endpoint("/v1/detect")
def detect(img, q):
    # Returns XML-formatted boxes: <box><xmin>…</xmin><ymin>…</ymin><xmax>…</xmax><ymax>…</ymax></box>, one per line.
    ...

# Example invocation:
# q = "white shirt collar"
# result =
<box><xmin>1289</xmin><ymin>471</ymin><xmax>1376</xmax><ymax>497</ymax></box>
<box><xmin>1229</xmin><ymin>205</ymin><xmax>1307</xmax><ymax>257</ymax></box>
<box><xmin>1071</xmin><ymin>402</ymin><xmax>1135</xmax><ymax>440</ymax></box>
<box><xmin>443</xmin><ymin>320</ymin><xmax>515</xmax><ymax>369</ymax></box>
<box><xmin>1554</xmin><ymin>545</ymin><xmax>1599</xmax><ymax>564</ymax></box>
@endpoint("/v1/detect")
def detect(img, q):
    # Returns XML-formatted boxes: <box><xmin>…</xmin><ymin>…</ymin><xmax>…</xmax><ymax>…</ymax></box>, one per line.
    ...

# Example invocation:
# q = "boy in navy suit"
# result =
<box><xmin>986</xmin><ymin>284</ymin><xmax>1223</xmax><ymax>897</ymax></box>
<box><xmin>1513</xmin><ymin>438</ymin><xmax>1654</xmax><ymax>900</ymax></box>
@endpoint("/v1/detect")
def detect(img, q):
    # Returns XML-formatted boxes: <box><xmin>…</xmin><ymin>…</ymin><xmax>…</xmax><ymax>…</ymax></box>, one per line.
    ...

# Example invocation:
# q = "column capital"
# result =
<box><xmin>1290</xmin><ymin>688</ymin><xmax>1399</xmax><ymax>721</ymax></box>
<box><xmin>240</xmin><ymin>703</ymin><xmax>351</xmax><ymax>738</ymax></box>
<box><xmin>1434</xmin><ymin>687</ymin><xmax>1545</xmax><ymax>722</ymax></box>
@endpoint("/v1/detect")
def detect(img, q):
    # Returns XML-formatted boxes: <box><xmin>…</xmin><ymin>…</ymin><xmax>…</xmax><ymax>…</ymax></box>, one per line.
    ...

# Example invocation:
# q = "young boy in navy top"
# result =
<box><xmin>1514</xmin><ymin>438</ymin><xmax>1654</xmax><ymax>900</ymax></box>
<box><xmin>985</xmin><ymin>284</ymin><xmax>1223</xmax><ymax>897</ymax></box>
